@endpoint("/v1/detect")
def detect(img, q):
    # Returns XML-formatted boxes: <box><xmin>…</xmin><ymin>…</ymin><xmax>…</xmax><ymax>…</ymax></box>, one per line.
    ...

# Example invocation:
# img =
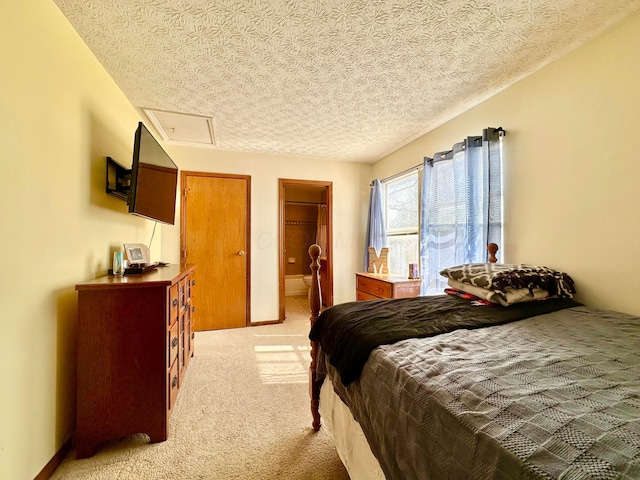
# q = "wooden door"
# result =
<box><xmin>181</xmin><ymin>172</ymin><xmax>250</xmax><ymax>330</ymax></box>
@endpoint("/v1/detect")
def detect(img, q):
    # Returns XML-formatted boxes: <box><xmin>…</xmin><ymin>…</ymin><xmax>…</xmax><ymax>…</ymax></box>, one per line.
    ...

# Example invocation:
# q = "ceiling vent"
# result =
<box><xmin>143</xmin><ymin>109</ymin><xmax>216</xmax><ymax>146</ymax></box>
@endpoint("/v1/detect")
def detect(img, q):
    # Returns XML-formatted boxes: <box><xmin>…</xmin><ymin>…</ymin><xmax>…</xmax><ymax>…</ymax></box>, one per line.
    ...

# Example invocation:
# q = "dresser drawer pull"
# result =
<box><xmin>192</xmin><ymin>279</ymin><xmax>196</xmax><ymax>286</ymax></box>
<box><xmin>172</xmin><ymin>338</ymin><xmax>178</xmax><ymax>348</ymax></box>
<box><xmin>172</xmin><ymin>376</ymin><xmax>178</xmax><ymax>388</ymax></box>
<box><xmin>192</xmin><ymin>306</ymin><xmax>196</xmax><ymax>313</ymax></box>
<box><xmin>173</xmin><ymin>299</ymin><xmax>178</xmax><ymax>307</ymax></box>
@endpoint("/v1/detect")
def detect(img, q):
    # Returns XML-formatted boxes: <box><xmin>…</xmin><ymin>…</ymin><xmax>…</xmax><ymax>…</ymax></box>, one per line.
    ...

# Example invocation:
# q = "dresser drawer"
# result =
<box><xmin>179</xmin><ymin>277</ymin><xmax>188</xmax><ymax>310</ymax></box>
<box><xmin>168</xmin><ymin>321</ymin><xmax>179</xmax><ymax>367</ymax></box>
<box><xmin>168</xmin><ymin>360</ymin><xmax>179</xmax><ymax>411</ymax></box>
<box><xmin>169</xmin><ymin>284</ymin><xmax>179</xmax><ymax>327</ymax></box>
<box><xmin>356</xmin><ymin>275</ymin><xmax>391</xmax><ymax>298</ymax></box>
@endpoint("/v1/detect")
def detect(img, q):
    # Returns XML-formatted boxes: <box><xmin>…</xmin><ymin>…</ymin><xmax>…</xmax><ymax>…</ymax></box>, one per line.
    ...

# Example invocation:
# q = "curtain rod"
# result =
<box><xmin>376</xmin><ymin>126</ymin><xmax>506</xmax><ymax>185</ymax></box>
<box><xmin>378</xmin><ymin>162</ymin><xmax>422</xmax><ymax>184</ymax></box>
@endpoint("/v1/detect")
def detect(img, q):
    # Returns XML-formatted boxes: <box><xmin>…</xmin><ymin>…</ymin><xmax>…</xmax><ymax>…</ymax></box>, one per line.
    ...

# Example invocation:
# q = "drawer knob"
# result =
<box><xmin>172</xmin><ymin>299</ymin><xmax>178</xmax><ymax>307</ymax></box>
<box><xmin>172</xmin><ymin>376</ymin><xmax>178</xmax><ymax>388</ymax></box>
<box><xmin>172</xmin><ymin>337</ymin><xmax>178</xmax><ymax>348</ymax></box>
<box><xmin>192</xmin><ymin>279</ymin><xmax>196</xmax><ymax>286</ymax></box>
<box><xmin>192</xmin><ymin>306</ymin><xmax>196</xmax><ymax>313</ymax></box>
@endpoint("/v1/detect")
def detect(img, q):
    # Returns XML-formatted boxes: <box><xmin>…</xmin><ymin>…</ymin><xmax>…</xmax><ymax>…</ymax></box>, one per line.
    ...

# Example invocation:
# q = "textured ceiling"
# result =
<box><xmin>53</xmin><ymin>0</ymin><xmax>640</xmax><ymax>163</ymax></box>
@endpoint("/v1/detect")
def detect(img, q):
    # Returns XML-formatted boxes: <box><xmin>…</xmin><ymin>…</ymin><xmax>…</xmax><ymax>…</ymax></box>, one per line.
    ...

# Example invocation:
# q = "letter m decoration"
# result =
<box><xmin>367</xmin><ymin>247</ymin><xmax>388</xmax><ymax>274</ymax></box>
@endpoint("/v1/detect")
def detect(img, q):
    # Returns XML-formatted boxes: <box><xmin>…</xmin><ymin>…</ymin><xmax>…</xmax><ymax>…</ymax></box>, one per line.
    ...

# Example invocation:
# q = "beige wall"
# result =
<box><xmin>374</xmin><ymin>10</ymin><xmax>640</xmax><ymax>315</ymax></box>
<box><xmin>159</xmin><ymin>147</ymin><xmax>371</xmax><ymax>321</ymax></box>
<box><xmin>1</xmin><ymin>2</ymin><xmax>160</xmax><ymax>478</ymax></box>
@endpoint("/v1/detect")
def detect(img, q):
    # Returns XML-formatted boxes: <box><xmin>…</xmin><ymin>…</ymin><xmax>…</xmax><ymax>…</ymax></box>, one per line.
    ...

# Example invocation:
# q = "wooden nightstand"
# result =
<box><xmin>355</xmin><ymin>272</ymin><xmax>421</xmax><ymax>300</ymax></box>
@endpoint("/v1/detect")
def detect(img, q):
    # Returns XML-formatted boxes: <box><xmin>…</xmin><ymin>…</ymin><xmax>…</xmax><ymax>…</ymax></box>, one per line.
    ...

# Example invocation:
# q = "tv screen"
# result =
<box><xmin>128</xmin><ymin>122</ymin><xmax>178</xmax><ymax>225</ymax></box>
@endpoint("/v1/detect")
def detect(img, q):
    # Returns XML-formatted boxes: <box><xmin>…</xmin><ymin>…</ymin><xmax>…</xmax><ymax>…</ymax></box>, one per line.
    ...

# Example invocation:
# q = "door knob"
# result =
<box><xmin>238</xmin><ymin>250</ymin><xmax>246</xmax><ymax>256</ymax></box>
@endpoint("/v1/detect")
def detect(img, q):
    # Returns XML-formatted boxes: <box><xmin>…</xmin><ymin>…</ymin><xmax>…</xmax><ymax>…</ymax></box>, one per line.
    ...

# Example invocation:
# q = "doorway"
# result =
<box><xmin>278</xmin><ymin>179</ymin><xmax>333</xmax><ymax>321</ymax></box>
<box><xmin>181</xmin><ymin>171</ymin><xmax>251</xmax><ymax>330</ymax></box>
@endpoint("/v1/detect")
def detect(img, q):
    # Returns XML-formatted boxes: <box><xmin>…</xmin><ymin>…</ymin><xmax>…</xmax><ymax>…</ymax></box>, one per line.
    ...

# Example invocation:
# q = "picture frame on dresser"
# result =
<box><xmin>123</xmin><ymin>243</ymin><xmax>150</xmax><ymax>265</ymax></box>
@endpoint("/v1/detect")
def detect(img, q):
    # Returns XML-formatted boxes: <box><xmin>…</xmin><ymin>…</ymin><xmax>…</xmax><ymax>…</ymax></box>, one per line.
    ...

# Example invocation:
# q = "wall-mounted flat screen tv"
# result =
<box><xmin>128</xmin><ymin>122</ymin><xmax>178</xmax><ymax>225</ymax></box>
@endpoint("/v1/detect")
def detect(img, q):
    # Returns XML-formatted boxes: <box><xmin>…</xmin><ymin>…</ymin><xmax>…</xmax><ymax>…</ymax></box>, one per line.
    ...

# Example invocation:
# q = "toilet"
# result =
<box><xmin>302</xmin><ymin>274</ymin><xmax>313</xmax><ymax>298</ymax></box>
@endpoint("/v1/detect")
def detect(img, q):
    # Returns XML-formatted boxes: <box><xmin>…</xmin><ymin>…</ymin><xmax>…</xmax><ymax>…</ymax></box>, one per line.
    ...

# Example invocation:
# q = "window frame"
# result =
<box><xmin>383</xmin><ymin>168</ymin><xmax>422</xmax><ymax>276</ymax></box>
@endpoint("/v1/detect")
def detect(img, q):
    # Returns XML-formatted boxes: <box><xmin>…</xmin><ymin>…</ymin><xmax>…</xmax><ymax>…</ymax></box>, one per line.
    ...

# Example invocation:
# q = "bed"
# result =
<box><xmin>306</xmin><ymin>245</ymin><xmax>640</xmax><ymax>480</ymax></box>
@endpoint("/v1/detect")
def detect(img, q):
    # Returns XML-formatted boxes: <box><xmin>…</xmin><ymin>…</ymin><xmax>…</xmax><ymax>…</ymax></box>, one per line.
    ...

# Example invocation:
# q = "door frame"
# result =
<box><xmin>181</xmin><ymin>171</ymin><xmax>251</xmax><ymax>327</ymax></box>
<box><xmin>278</xmin><ymin>179</ymin><xmax>333</xmax><ymax>321</ymax></box>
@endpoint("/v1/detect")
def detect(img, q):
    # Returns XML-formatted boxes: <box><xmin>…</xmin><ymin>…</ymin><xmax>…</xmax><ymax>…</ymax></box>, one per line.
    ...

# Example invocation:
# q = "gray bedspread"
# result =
<box><xmin>328</xmin><ymin>305</ymin><xmax>640</xmax><ymax>480</ymax></box>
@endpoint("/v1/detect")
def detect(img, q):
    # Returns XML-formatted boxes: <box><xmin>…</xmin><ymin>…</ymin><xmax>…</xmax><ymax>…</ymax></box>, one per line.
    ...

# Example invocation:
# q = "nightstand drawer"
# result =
<box><xmin>356</xmin><ymin>275</ymin><xmax>391</xmax><ymax>298</ymax></box>
<box><xmin>355</xmin><ymin>272</ymin><xmax>421</xmax><ymax>301</ymax></box>
<box><xmin>356</xmin><ymin>289</ymin><xmax>381</xmax><ymax>301</ymax></box>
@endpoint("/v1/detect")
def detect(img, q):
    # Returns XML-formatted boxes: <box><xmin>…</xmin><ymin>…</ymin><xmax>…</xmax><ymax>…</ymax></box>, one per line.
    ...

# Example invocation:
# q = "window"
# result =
<box><xmin>421</xmin><ymin>133</ymin><xmax>504</xmax><ymax>294</ymax></box>
<box><xmin>384</xmin><ymin>171</ymin><xmax>420</xmax><ymax>276</ymax></box>
<box><xmin>371</xmin><ymin>129</ymin><xmax>504</xmax><ymax>293</ymax></box>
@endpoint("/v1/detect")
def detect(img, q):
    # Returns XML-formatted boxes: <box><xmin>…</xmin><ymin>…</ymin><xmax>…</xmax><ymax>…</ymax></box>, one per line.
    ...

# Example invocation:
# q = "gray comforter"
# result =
<box><xmin>329</xmin><ymin>305</ymin><xmax>640</xmax><ymax>479</ymax></box>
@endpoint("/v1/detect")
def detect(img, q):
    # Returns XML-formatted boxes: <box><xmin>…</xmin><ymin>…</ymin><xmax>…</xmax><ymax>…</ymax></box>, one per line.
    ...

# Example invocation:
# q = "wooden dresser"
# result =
<box><xmin>356</xmin><ymin>272</ymin><xmax>421</xmax><ymax>300</ymax></box>
<box><xmin>75</xmin><ymin>264</ymin><xmax>196</xmax><ymax>458</ymax></box>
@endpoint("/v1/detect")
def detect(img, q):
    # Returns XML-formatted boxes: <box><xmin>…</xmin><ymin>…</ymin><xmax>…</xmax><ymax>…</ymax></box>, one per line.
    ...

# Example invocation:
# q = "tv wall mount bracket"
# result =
<box><xmin>106</xmin><ymin>157</ymin><xmax>131</xmax><ymax>202</ymax></box>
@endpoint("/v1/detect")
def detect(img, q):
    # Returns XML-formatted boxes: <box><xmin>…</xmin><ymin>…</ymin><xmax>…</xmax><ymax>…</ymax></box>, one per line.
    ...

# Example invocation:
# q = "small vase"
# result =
<box><xmin>112</xmin><ymin>251</ymin><xmax>124</xmax><ymax>276</ymax></box>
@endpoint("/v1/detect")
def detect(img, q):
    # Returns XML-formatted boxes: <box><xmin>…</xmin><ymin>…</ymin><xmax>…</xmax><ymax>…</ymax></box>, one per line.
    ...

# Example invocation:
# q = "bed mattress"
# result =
<box><xmin>319</xmin><ymin>377</ymin><xmax>385</xmax><ymax>480</ymax></box>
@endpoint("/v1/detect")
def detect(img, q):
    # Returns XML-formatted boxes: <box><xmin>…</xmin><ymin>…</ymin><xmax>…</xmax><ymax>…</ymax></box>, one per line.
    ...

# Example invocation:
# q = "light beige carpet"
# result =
<box><xmin>52</xmin><ymin>296</ymin><xmax>349</xmax><ymax>479</ymax></box>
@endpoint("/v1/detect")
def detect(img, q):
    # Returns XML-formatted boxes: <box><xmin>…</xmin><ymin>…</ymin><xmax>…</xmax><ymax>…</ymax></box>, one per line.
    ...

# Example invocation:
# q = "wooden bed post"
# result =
<box><xmin>308</xmin><ymin>244</ymin><xmax>323</xmax><ymax>431</ymax></box>
<box><xmin>488</xmin><ymin>243</ymin><xmax>499</xmax><ymax>263</ymax></box>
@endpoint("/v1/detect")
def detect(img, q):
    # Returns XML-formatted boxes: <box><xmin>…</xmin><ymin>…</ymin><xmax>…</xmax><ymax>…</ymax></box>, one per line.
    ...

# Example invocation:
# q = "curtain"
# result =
<box><xmin>316</xmin><ymin>204</ymin><xmax>328</xmax><ymax>258</ymax></box>
<box><xmin>364</xmin><ymin>178</ymin><xmax>388</xmax><ymax>271</ymax></box>
<box><xmin>420</xmin><ymin>128</ymin><xmax>503</xmax><ymax>295</ymax></box>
